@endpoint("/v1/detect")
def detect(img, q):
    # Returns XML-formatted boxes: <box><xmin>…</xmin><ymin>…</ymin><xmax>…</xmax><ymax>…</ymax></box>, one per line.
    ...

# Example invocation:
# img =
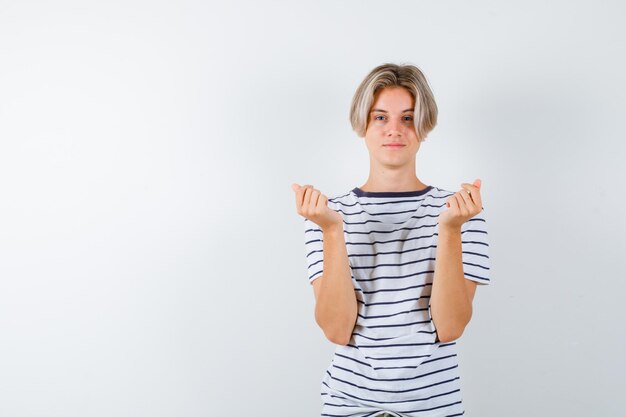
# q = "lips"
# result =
<box><xmin>383</xmin><ymin>144</ymin><xmax>405</xmax><ymax>147</ymax></box>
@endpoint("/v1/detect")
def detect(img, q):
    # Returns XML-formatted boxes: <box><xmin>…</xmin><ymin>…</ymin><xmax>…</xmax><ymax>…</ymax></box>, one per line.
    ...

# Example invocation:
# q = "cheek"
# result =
<box><xmin>402</xmin><ymin>123</ymin><xmax>417</xmax><ymax>133</ymax></box>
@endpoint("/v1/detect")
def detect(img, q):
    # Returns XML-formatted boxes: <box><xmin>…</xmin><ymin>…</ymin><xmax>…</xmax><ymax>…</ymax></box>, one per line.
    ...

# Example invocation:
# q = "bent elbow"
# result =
<box><xmin>319</xmin><ymin>322</ymin><xmax>353</xmax><ymax>345</ymax></box>
<box><xmin>315</xmin><ymin>307</ymin><xmax>357</xmax><ymax>346</ymax></box>
<box><xmin>326</xmin><ymin>332</ymin><xmax>351</xmax><ymax>345</ymax></box>
<box><xmin>436</xmin><ymin>327</ymin><xmax>465</xmax><ymax>343</ymax></box>
<box><xmin>433</xmin><ymin>312</ymin><xmax>472</xmax><ymax>343</ymax></box>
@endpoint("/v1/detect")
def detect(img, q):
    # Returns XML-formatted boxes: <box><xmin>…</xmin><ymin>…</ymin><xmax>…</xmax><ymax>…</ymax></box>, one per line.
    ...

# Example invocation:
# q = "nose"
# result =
<box><xmin>386</xmin><ymin>118</ymin><xmax>403</xmax><ymax>137</ymax></box>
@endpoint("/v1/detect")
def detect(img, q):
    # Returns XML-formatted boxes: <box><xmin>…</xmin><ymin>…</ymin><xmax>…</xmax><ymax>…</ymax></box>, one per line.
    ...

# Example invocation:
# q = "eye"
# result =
<box><xmin>374</xmin><ymin>115</ymin><xmax>385</xmax><ymax>121</ymax></box>
<box><xmin>403</xmin><ymin>116</ymin><xmax>414</xmax><ymax>121</ymax></box>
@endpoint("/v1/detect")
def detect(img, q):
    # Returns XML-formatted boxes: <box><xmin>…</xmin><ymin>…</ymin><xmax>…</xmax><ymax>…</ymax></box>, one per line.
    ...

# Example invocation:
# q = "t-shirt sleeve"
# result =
<box><xmin>303</xmin><ymin>218</ymin><xmax>324</xmax><ymax>284</ymax></box>
<box><xmin>461</xmin><ymin>208</ymin><xmax>492</xmax><ymax>285</ymax></box>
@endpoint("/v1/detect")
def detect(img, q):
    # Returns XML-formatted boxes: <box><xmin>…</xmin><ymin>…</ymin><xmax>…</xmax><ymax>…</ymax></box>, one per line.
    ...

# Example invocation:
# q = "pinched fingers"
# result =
<box><xmin>295</xmin><ymin>184</ymin><xmax>313</xmax><ymax>213</ymax></box>
<box><xmin>449</xmin><ymin>193</ymin><xmax>467</xmax><ymax>217</ymax></box>
<box><xmin>456</xmin><ymin>188</ymin><xmax>475</xmax><ymax>216</ymax></box>
<box><xmin>317</xmin><ymin>194</ymin><xmax>329</xmax><ymax>215</ymax></box>
<box><xmin>446</xmin><ymin>194</ymin><xmax>458</xmax><ymax>210</ymax></box>
<box><xmin>305</xmin><ymin>187</ymin><xmax>322</xmax><ymax>215</ymax></box>
<box><xmin>294</xmin><ymin>184</ymin><xmax>333</xmax><ymax>222</ymax></box>
<box><xmin>446</xmin><ymin>191</ymin><xmax>471</xmax><ymax>217</ymax></box>
<box><xmin>460</xmin><ymin>182</ymin><xmax>483</xmax><ymax>210</ymax></box>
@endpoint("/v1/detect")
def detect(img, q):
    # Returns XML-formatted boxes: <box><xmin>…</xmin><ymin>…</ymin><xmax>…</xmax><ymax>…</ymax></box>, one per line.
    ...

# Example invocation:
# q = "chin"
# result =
<box><xmin>378</xmin><ymin>158</ymin><xmax>411</xmax><ymax>168</ymax></box>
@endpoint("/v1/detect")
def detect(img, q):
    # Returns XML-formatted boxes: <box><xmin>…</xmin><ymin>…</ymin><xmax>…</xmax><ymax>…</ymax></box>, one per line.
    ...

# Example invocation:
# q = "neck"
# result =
<box><xmin>360</xmin><ymin>159</ymin><xmax>427</xmax><ymax>192</ymax></box>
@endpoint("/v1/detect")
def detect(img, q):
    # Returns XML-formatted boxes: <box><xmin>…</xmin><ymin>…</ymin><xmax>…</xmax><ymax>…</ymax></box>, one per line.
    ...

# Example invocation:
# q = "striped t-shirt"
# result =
<box><xmin>303</xmin><ymin>185</ymin><xmax>491</xmax><ymax>417</ymax></box>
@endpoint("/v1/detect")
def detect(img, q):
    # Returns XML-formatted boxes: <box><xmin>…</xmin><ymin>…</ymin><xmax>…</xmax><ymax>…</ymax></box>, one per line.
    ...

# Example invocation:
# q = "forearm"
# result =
<box><xmin>430</xmin><ymin>225</ymin><xmax>472</xmax><ymax>342</ymax></box>
<box><xmin>315</xmin><ymin>225</ymin><xmax>358</xmax><ymax>345</ymax></box>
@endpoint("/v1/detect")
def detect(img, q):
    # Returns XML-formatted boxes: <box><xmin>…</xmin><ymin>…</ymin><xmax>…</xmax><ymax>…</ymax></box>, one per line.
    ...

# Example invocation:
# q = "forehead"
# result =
<box><xmin>370</xmin><ymin>87</ymin><xmax>415</xmax><ymax>112</ymax></box>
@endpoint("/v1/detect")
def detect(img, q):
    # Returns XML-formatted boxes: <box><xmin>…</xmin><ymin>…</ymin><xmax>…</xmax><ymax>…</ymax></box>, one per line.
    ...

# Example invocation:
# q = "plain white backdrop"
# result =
<box><xmin>1</xmin><ymin>1</ymin><xmax>625</xmax><ymax>416</ymax></box>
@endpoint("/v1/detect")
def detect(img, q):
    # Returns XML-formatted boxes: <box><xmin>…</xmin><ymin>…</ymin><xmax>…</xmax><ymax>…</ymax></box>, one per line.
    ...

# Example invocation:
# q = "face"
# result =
<box><xmin>364</xmin><ymin>86</ymin><xmax>421</xmax><ymax>168</ymax></box>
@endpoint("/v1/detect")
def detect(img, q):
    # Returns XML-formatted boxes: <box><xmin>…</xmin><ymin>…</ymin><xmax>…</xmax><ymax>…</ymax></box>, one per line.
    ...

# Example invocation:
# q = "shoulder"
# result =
<box><xmin>430</xmin><ymin>185</ymin><xmax>453</xmax><ymax>197</ymax></box>
<box><xmin>425</xmin><ymin>186</ymin><xmax>452</xmax><ymax>211</ymax></box>
<box><xmin>326</xmin><ymin>188</ymin><xmax>356</xmax><ymax>210</ymax></box>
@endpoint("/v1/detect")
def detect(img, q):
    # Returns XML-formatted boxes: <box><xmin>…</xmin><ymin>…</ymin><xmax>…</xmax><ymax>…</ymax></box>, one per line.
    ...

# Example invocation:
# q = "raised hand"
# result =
<box><xmin>438</xmin><ymin>179</ymin><xmax>483</xmax><ymax>231</ymax></box>
<box><xmin>291</xmin><ymin>183</ymin><xmax>343</xmax><ymax>232</ymax></box>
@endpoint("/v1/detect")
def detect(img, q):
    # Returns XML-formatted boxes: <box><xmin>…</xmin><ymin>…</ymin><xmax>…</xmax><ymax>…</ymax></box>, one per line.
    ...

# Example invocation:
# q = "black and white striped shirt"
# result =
<box><xmin>303</xmin><ymin>185</ymin><xmax>491</xmax><ymax>417</ymax></box>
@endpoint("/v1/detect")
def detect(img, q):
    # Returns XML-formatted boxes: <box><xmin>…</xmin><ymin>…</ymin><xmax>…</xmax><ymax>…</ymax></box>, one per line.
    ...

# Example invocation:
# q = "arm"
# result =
<box><xmin>311</xmin><ymin>224</ymin><xmax>358</xmax><ymax>346</ymax></box>
<box><xmin>292</xmin><ymin>183</ymin><xmax>358</xmax><ymax>346</ymax></box>
<box><xmin>430</xmin><ymin>225</ymin><xmax>477</xmax><ymax>343</ymax></box>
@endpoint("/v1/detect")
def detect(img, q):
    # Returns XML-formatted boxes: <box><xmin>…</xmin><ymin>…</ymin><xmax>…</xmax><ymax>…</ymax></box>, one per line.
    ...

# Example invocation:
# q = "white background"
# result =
<box><xmin>1</xmin><ymin>1</ymin><xmax>625</xmax><ymax>416</ymax></box>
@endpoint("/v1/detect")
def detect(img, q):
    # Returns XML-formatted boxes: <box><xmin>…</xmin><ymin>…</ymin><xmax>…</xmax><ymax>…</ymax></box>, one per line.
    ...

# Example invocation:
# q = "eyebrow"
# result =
<box><xmin>370</xmin><ymin>108</ymin><xmax>414</xmax><ymax>113</ymax></box>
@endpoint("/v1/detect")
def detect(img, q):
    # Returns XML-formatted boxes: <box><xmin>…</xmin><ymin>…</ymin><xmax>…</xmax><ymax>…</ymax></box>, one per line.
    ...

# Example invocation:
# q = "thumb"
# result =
<box><xmin>473</xmin><ymin>179</ymin><xmax>481</xmax><ymax>189</ymax></box>
<box><xmin>291</xmin><ymin>183</ymin><xmax>301</xmax><ymax>192</ymax></box>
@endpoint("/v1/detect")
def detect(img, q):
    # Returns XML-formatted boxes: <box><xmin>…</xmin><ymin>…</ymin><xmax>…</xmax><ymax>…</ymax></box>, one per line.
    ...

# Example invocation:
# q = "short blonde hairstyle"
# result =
<box><xmin>350</xmin><ymin>63</ymin><xmax>438</xmax><ymax>141</ymax></box>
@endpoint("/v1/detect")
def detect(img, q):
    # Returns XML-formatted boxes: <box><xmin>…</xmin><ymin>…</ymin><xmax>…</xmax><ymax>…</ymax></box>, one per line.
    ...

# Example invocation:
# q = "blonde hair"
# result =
<box><xmin>349</xmin><ymin>63</ymin><xmax>438</xmax><ymax>141</ymax></box>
